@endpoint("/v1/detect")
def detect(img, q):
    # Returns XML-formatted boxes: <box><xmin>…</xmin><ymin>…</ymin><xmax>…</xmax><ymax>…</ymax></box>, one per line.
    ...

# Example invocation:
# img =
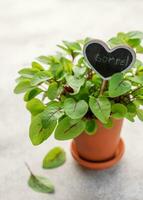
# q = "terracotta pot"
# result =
<box><xmin>74</xmin><ymin>118</ymin><xmax>124</xmax><ymax>162</ymax></box>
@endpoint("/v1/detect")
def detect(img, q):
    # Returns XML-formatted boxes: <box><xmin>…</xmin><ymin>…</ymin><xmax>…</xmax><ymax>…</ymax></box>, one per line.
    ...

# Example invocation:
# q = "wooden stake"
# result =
<box><xmin>99</xmin><ymin>80</ymin><xmax>108</xmax><ymax>96</ymax></box>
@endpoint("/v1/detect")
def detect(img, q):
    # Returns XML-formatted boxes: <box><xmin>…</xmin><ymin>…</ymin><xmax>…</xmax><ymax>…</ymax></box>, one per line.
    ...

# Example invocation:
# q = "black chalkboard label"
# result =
<box><xmin>83</xmin><ymin>40</ymin><xmax>136</xmax><ymax>79</ymax></box>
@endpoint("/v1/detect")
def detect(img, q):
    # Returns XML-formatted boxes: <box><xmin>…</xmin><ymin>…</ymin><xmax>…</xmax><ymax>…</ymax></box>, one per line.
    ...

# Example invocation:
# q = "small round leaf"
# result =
<box><xmin>55</xmin><ymin>117</ymin><xmax>85</xmax><ymax>140</ymax></box>
<box><xmin>64</xmin><ymin>98</ymin><xmax>88</xmax><ymax>119</ymax></box>
<box><xmin>46</xmin><ymin>82</ymin><xmax>59</xmax><ymax>100</ymax></box>
<box><xmin>43</xmin><ymin>147</ymin><xmax>66</xmax><ymax>169</ymax></box>
<box><xmin>26</xmin><ymin>98</ymin><xmax>45</xmax><ymax>116</ymax></box>
<box><xmin>89</xmin><ymin>96</ymin><xmax>111</xmax><ymax>123</ymax></box>
<box><xmin>85</xmin><ymin>119</ymin><xmax>97</xmax><ymax>135</ymax></box>
<box><xmin>137</xmin><ymin>109</ymin><xmax>143</xmax><ymax>121</ymax></box>
<box><xmin>29</xmin><ymin>114</ymin><xmax>57</xmax><ymax>145</ymax></box>
<box><xmin>24</xmin><ymin>88</ymin><xmax>43</xmax><ymax>102</ymax></box>
<box><xmin>28</xmin><ymin>174</ymin><xmax>54</xmax><ymax>193</ymax></box>
<box><xmin>111</xmin><ymin>103</ymin><xmax>127</xmax><ymax>119</ymax></box>
<box><xmin>14</xmin><ymin>79</ymin><xmax>32</xmax><ymax>94</ymax></box>
<box><xmin>109</xmin><ymin>73</ymin><xmax>131</xmax><ymax>97</ymax></box>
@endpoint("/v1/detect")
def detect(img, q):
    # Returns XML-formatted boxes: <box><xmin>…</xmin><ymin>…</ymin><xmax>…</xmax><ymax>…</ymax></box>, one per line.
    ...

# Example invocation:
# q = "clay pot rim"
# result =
<box><xmin>71</xmin><ymin>138</ymin><xmax>125</xmax><ymax>170</ymax></box>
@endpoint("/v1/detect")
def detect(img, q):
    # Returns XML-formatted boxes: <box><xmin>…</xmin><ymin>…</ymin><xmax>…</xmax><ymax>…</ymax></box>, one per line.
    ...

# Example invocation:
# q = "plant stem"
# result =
<box><xmin>87</xmin><ymin>69</ymin><xmax>93</xmax><ymax>80</ymax></box>
<box><xmin>130</xmin><ymin>86</ymin><xmax>143</xmax><ymax>95</ymax></box>
<box><xmin>71</xmin><ymin>52</ymin><xmax>75</xmax><ymax>62</ymax></box>
<box><xmin>42</xmin><ymin>93</ymin><xmax>46</xmax><ymax>101</ymax></box>
<box><xmin>123</xmin><ymin>86</ymin><xmax>143</xmax><ymax>98</ymax></box>
<box><xmin>25</xmin><ymin>162</ymin><xmax>34</xmax><ymax>175</ymax></box>
<box><xmin>99</xmin><ymin>80</ymin><xmax>108</xmax><ymax>95</ymax></box>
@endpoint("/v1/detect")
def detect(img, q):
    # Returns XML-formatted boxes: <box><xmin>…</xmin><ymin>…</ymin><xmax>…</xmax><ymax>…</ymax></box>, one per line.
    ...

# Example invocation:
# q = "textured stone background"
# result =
<box><xmin>0</xmin><ymin>0</ymin><xmax>143</xmax><ymax>199</ymax></box>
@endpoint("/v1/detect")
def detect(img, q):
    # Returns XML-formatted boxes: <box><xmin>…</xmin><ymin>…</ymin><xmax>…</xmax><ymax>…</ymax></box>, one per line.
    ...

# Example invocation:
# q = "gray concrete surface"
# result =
<box><xmin>0</xmin><ymin>0</ymin><xmax>143</xmax><ymax>199</ymax></box>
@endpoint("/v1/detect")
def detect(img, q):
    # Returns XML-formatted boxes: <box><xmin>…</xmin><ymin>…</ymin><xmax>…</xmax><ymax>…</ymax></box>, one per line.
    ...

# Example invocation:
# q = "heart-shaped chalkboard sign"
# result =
<box><xmin>83</xmin><ymin>40</ymin><xmax>136</xmax><ymax>79</ymax></box>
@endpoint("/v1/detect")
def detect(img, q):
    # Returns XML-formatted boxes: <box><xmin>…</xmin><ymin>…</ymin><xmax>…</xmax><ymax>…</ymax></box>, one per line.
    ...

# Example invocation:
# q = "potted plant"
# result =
<box><xmin>14</xmin><ymin>31</ymin><xmax>143</xmax><ymax>170</ymax></box>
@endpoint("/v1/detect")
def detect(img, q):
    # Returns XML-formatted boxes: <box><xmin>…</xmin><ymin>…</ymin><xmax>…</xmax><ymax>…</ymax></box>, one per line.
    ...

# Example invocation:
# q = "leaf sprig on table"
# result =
<box><xmin>26</xmin><ymin>163</ymin><xmax>54</xmax><ymax>194</ymax></box>
<box><xmin>26</xmin><ymin>147</ymin><xmax>66</xmax><ymax>194</ymax></box>
<box><xmin>14</xmin><ymin>31</ymin><xmax>143</xmax><ymax>145</ymax></box>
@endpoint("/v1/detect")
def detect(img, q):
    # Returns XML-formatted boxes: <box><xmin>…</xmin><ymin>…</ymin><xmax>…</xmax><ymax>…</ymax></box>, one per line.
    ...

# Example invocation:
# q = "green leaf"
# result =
<box><xmin>127</xmin><ymin>39</ymin><xmax>140</xmax><ymax>48</ymax></box>
<box><xmin>77</xmin><ymin>56</ymin><xmax>84</xmax><ymax>66</ymax></box>
<box><xmin>66</xmin><ymin>75</ymin><xmax>85</xmax><ymax>94</ymax></box>
<box><xmin>89</xmin><ymin>96</ymin><xmax>111</xmax><ymax>123</ymax></box>
<box><xmin>83</xmin><ymin>37</ymin><xmax>92</xmax><ymax>44</ymax></box>
<box><xmin>73</xmin><ymin>66</ymin><xmax>86</xmax><ymax>77</ymax></box>
<box><xmin>125</xmin><ymin>112</ymin><xmax>136</xmax><ymax>122</ymax></box>
<box><xmin>126</xmin><ymin>102</ymin><xmax>137</xmax><ymax>122</ymax></box>
<box><xmin>109</xmin><ymin>73</ymin><xmax>131</xmax><ymax>97</ymax></box>
<box><xmin>41</xmin><ymin>102</ymin><xmax>63</xmax><ymax>129</ymax></box>
<box><xmin>26</xmin><ymin>98</ymin><xmax>45</xmax><ymax>116</ymax></box>
<box><xmin>62</xmin><ymin>41</ymin><xmax>81</xmax><ymax>51</ymax></box>
<box><xmin>29</xmin><ymin>113</ymin><xmax>57</xmax><ymax>145</ymax></box>
<box><xmin>108</xmin><ymin>36</ymin><xmax>126</xmax><ymax>48</ymax></box>
<box><xmin>55</xmin><ymin>117</ymin><xmax>85</xmax><ymax>140</ymax></box>
<box><xmin>108</xmin><ymin>31</ymin><xmax>143</xmax><ymax>49</ymax></box>
<box><xmin>111</xmin><ymin>103</ymin><xmax>127</xmax><ymax>119</ymax></box>
<box><xmin>132</xmin><ymin>87</ymin><xmax>143</xmax><ymax>96</ymax></box>
<box><xmin>46</xmin><ymin>82</ymin><xmax>59</xmax><ymax>100</ymax></box>
<box><xmin>18</xmin><ymin>68</ymin><xmax>38</xmax><ymax>78</ymax></box>
<box><xmin>15</xmin><ymin>76</ymin><xmax>31</xmax><ymax>83</ymax></box>
<box><xmin>126</xmin><ymin>103</ymin><xmax>137</xmax><ymax>113</ymax></box>
<box><xmin>24</xmin><ymin>88</ymin><xmax>43</xmax><ymax>101</ymax></box>
<box><xmin>28</xmin><ymin>171</ymin><xmax>54</xmax><ymax>194</ymax></box>
<box><xmin>64</xmin><ymin>98</ymin><xmax>88</xmax><ymax>119</ymax></box>
<box><xmin>32</xmin><ymin>61</ymin><xmax>44</xmax><ymax>70</ymax></box>
<box><xmin>108</xmin><ymin>31</ymin><xmax>143</xmax><ymax>48</ymax></box>
<box><xmin>128</xmin><ymin>76</ymin><xmax>143</xmax><ymax>84</ymax></box>
<box><xmin>31</xmin><ymin>71</ymin><xmax>52</xmax><ymax>86</ymax></box>
<box><xmin>92</xmin><ymin>74</ymin><xmax>102</xmax><ymax>87</ymax></box>
<box><xmin>126</xmin><ymin>31</ymin><xmax>143</xmax><ymax>39</ymax></box>
<box><xmin>85</xmin><ymin>119</ymin><xmax>97</xmax><ymax>135</ymax></box>
<box><xmin>38</xmin><ymin>55</ymin><xmax>59</xmax><ymax>65</ymax></box>
<box><xmin>48</xmin><ymin>63</ymin><xmax>64</xmax><ymax>80</ymax></box>
<box><xmin>137</xmin><ymin>109</ymin><xmax>143</xmax><ymax>121</ymax></box>
<box><xmin>43</xmin><ymin>147</ymin><xmax>66</xmax><ymax>169</ymax></box>
<box><xmin>133</xmin><ymin>99</ymin><xmax>143</xmax><ymax>107</ymax></box>
<box><xmin>134</xmin><ymin>59</ymin><xmax>143</xmax><ymax>68</ymax></box>
<box><xmin>57</xmin><ymin>44</ymin><xmax>71</xmax><ymax>54</ymax></box>
<box><xmin>60</xmin><ymin>57</ymin><xmax>72</xmax><ymax>73</ymax></box>
<box><xmin>14</xmin><ymin>79</ymin><xmax>32</xmax><ymax>94</ymax></box>
<box><xmin>136</xmin><ymin>45</ymin><xmax>143</xmax><ymax>53</ymax></box>
<box><xmin>117</xmin><ymin>32</ymin><xmax>129</xmax><ymax>41</ymax></box>
<box><xmin>103</xmin><ymin>118</ymin><xmax>113</xmax><ymax>128</ymax></box>
<box><xmin>137</xmin><ymin>95</ymin><xmax>143</xmax><ymax>100</ymax></box>
<box><xmin>72</xmin><ymin>86</ymin><xmax>89</xmax><ymax>102</ymax></box>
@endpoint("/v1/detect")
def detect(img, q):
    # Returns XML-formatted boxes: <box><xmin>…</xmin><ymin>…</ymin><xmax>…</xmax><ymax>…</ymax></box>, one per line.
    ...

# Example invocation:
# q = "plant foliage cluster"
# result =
<box><xmin>14</xmin><ymin>31</ymin><xmax>143</xmax><ymax>145</ymax></box>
